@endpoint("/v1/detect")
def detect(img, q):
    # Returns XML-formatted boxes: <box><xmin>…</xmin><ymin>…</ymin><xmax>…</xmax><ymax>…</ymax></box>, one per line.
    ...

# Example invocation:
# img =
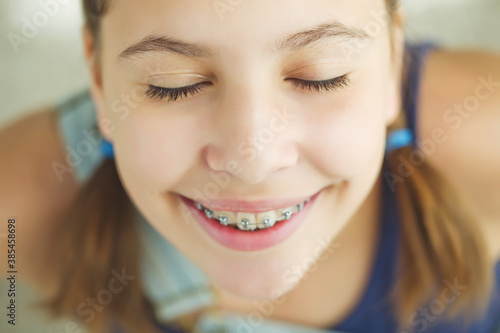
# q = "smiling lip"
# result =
<box><xmin>183</xmin><ymin>194</ymin><xmax>315</xmax><ymax>213</ymax></box>
<box><xmin>178</xmin><ymin>189</ymin><xmax>324</xmax><ymax>251</ymax></box>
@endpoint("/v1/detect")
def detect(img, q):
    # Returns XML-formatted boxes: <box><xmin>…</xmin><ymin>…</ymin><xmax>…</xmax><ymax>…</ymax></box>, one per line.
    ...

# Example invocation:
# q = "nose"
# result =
<box><xmin>204</xmin><ymin>86</ymin><xmax>299</xmax><ymax>184</ymax></box>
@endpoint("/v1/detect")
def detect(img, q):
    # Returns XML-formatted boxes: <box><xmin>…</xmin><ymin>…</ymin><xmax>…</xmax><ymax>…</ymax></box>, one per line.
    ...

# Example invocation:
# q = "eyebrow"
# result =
<box><xmin>118</xmin><ymin>20</ymin><xmax>372</xmax><ymax>60</ymax></box>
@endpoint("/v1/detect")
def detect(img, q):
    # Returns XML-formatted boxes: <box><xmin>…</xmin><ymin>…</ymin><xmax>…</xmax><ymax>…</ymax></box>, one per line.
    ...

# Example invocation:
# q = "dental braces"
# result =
<box><xmin>194</xmin><ymin>198</ymin><xmax>310</xmax><ymax>230</ymax></box>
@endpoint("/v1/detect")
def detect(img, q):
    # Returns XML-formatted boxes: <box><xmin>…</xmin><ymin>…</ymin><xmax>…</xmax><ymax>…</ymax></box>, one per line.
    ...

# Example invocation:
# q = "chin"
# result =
<box><xmin>210</xmin><ymin>264</ymin><xmax>300</xmax><ymax>301</ymax></box>
<box><xmin>200</xmin><ymin>237</ymin><xmax>326</xmax><ymax>302</ymax></box>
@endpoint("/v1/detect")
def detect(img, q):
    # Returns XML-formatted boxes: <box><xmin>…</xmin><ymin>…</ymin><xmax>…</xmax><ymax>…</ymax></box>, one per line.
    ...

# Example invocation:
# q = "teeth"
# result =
<box><xmin>218</xmin><ymin>215</ymin><xmax>229</xmax><ymax>226</ymax></box>
<box><xmin>216</xmin><ymin>211</ymin><xmax>236</xmax><ymax>226</ymax></box>
<box><xmin>275</xmin><ymin>205</ymin><xmax>296</xmax><ymax>222</ymax></box>
<box><xmin>237</xmin><ymin>213</ymin><xmax>257</xmax><ymax>231</ymax></box>
<box><xmin>204</xmin><ymin>209</ymin><xmax>214</xmax><ymax>219</ymax></box>
<box><xmin>256</xmin><ymin>211</ymin><xmax>277</xmax><ymax>229</ymax></box>
<box><xmin>193</xmin><ymin>197</ymin><xmax>310</xmax><ymax>231</ymax></box>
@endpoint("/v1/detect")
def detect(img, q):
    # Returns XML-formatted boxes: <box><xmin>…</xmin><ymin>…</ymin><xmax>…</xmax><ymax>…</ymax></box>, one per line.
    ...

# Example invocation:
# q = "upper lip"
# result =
<box><xmin>181</xmin><ymin>189</ymin><xmax>322</xmax><ymax>213</ymax></box>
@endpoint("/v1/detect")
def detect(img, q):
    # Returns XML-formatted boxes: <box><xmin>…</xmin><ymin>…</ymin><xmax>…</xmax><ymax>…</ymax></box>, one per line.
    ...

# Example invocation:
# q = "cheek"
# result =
<box><xmin>302</xmin><ymin>80</ymin><xmax>388</xmax><ymax>179</ymax></box>
<box><xmin>114</xmin><ymin>110</ymin><xmax>200</xmax><ymax>190</ymax></box>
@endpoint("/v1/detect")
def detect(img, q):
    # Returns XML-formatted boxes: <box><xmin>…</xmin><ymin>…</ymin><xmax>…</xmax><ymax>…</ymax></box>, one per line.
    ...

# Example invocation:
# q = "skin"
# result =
<box><xmin>85</xmin><ymin>0</ymin><xmax>405</xmax><ymax>327</ymax></box>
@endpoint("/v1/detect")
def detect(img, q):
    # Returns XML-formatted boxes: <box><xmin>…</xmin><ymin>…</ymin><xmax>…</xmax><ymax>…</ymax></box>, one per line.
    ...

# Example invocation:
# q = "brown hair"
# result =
<box><xmin>44</xmin><ymin>0</ymin><xmax>493</xmax><ymax>332</ymax></box>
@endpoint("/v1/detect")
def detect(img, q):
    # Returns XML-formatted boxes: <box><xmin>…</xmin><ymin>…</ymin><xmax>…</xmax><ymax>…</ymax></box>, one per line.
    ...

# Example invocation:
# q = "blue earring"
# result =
<box><xmin>100</xmin><ymin>139</ymin><xmax>115</xmax><ymax>159</ymax></box>
<box><xmin>386</xmin><ymin>128</ymin><xmax>414</xmax><ymax>153</ymax></box>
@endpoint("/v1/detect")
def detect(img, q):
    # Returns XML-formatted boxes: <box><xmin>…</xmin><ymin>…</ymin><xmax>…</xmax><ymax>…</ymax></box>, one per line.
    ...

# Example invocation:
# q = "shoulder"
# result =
<box><xmin>417</xmin><ymin>48</ymin><xmax>500</xmax><ymax>263</ymax></box>
<box><xmin>0</xmin><ymin>107</ymin><xmax>81</xmax><ymax>292</ymax></box>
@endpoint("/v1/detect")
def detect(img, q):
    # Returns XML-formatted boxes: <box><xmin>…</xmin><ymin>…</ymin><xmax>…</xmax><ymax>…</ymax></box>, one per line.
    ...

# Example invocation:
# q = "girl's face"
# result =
<box><xmin>89</xmin><ymin>0</ymin><xmax>403</xmax><ymax>300</ymax></box>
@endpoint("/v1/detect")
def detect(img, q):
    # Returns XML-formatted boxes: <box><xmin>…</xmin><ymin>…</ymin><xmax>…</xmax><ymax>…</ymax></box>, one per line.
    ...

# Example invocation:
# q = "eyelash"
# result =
<box><xmin>145</xmin><ymin>74</ymin><xmax>351</xmax><ymax>102</ymax></box>
<box><xmin>145</xmin><ymin>83</ymin><xmax>206</xmax><ymax>103</ymax></box>
<box><xmin>288</xmin><ymin>74</ymin><xmax>351</xmax><ymax>93</ymax></box>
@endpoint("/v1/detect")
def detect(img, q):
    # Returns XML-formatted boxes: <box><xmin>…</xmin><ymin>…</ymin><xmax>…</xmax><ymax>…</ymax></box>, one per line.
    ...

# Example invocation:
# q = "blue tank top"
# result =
<box><xmin>81</xmin><ymin>42</ymin><xmax>497</xmax><ymax>333</ymax></box>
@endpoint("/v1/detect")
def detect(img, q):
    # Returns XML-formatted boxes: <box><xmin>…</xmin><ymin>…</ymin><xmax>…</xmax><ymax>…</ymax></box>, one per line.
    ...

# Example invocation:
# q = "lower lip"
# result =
<box><xmin>179</xmin><ymin>191</ymin><xmax>322</xmax><ymax>251</ymax></box>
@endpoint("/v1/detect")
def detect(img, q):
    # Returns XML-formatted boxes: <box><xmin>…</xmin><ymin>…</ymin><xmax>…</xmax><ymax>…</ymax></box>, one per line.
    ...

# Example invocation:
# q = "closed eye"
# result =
<box><xmin>145</xmin><ymin>73</ymin><xmax>351</xmax><ymax>103</ymax></box>
<box><xmin>145</xmin><ymin>82</ymin><xmax>209</xmax><ymax>103</ymax></box>
<box><xmin>287</xmin><ymin>73</ymin><xmax>351</xmax><ymax>93</ymax></box>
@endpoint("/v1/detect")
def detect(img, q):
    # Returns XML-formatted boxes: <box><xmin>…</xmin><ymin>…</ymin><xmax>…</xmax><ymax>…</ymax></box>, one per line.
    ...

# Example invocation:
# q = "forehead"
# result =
<box><xmin>102</xmin><ymin>0</ymin><xmax>386</xmax><ymax>59</ymax></box>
